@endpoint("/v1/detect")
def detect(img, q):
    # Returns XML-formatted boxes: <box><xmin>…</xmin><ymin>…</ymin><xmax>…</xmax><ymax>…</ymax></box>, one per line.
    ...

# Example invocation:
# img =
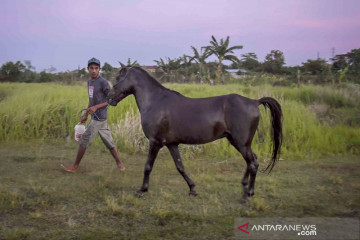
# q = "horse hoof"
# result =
<box><xmin>240</xmin><ymin>197</ymin><xmax>249</xmax><ymax>204</ymax></box>
<box><xmin>189</xmin><ymin>190</ymin><xmax>198</xmax><ymax>196</ymax></box>
<box><xmin>241</xmin><ymin>193</ymin><xmax>250</xmax><ymax>204</ymax></box>
<box><xmin>134</xmin><ymin>190</ymin><xmax>145</xmax><ymax>198</ymax></box>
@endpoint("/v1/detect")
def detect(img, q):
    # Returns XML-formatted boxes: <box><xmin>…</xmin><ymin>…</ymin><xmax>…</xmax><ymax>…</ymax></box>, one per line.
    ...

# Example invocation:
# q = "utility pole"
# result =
<box><xmin>331</xmin><ymin>47</ymin><xmax>335</xmax><ymax>58</ymax></box>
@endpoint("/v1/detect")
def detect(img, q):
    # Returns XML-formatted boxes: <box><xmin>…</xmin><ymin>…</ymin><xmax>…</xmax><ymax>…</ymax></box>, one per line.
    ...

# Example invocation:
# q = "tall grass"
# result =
<box><xmin>0</xmin><ymin>82</ymin><xmax>359</xmax><ymax>159</ymax></box>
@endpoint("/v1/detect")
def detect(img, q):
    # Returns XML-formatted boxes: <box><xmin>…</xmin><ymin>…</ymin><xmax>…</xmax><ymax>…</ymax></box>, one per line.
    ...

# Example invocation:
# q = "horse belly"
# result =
<box><xmin>146</xmin><ymin>98</ymin><xmax>228</xmax><ymax>145</ymax></box>
<box><xmin>168</xmin><ymin>119</ymin><xmax>227</xmax><ymax>144</ymax></box>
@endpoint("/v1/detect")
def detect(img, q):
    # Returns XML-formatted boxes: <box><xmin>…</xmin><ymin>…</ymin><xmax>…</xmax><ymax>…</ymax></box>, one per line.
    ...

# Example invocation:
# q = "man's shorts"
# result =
<box><xmin>78</xmin><ymin>120</ymin><xmax>115</xmax><ymax>149</ymax></box>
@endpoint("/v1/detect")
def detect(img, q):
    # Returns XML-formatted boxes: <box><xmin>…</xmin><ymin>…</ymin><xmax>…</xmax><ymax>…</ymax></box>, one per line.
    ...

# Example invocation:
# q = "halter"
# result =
<box><xmin>113</xmin><ymin>66</ymin><xmax>134</xmax><ymax>88</ymax></box>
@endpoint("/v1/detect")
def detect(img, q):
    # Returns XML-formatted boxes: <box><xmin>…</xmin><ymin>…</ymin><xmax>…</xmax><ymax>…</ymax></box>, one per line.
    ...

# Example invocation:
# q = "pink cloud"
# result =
<box><xmin>292</xmin><ymin>16</ymin><xmax>360</xmax><ymax>29</ymax></box>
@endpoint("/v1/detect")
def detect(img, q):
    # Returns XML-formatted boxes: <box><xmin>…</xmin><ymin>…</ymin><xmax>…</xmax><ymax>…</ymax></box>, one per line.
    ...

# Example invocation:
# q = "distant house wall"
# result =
<box><xmin>143</xmin><ymin>66</ymin><xmax>156</xmax><ymax>72</ymax></box>
<box><xmin>225</xmin><ymin>69</ymin><xmax>248</xmax><ymax>78</ymax></box>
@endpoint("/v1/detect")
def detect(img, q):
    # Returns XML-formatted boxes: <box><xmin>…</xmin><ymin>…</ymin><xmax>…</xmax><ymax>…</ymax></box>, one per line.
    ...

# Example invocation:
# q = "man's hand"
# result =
<box><xmin>87</xmin><ymin>102</ymin><xmax>108</xmax><ymax>115</ymax></box>
<box><xmin>80</xmin><ymin>115</ymin><xmax>88</xmax><ymax>123</ymax></box>
<box><xmin>87</xmin><ymin>106</ymin><xmax>98</xmax><ymax>115</ymax></box>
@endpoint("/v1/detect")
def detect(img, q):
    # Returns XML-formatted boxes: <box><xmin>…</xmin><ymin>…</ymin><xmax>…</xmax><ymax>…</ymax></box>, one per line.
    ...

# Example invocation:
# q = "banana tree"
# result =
<box><xmin>187</xmin><ymin>46</ymin><xmax>211</xmax><ymax>84</ymax></box>
<box><xmin>205</xmin><ymin>36</ymin><xmax>242</xmax><ymax>84</ymax></box>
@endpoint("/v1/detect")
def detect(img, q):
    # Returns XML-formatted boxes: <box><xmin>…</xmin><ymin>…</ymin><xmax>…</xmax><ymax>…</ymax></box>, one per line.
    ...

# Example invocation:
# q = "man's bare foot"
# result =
<box><xmin>61</xmin><ymin>164</ymin><xmax>78</xmax><ymax>173</ymax></box>
<box><xmin>117</xmin><ymin>163</ymin><xmax>126</xmax><ymax>171</ymax></box>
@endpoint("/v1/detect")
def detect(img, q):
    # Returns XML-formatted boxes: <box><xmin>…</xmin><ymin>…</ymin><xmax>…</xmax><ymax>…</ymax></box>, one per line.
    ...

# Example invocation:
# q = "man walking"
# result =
<box><xmin>61</xmin><ymin>58</ymin><xmax>125</xmax><ymax>172</ymax></box>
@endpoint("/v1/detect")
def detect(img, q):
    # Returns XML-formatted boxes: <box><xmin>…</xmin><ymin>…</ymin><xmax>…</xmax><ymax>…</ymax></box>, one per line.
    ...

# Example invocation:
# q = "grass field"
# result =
<box><xmin>1</xmin><ymin>82</ymin><xmax>360</xmax><ymax>159</ymax></box>
<box><xmin>0</xmin><ymin>140</ymin><xmax>359</xmax><ymax>239</ymax></box>
<box><xmin>0</xmin><ymin>82</ymin><xmax>359</xmax><ymax>239</ymax></box>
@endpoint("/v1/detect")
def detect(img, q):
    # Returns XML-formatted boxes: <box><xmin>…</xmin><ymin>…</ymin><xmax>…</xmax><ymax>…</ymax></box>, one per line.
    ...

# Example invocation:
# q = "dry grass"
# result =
<box><xmin>0</xmin><ymin>141</ymin><xmax>359</xmax><ymax>239</ymax></box>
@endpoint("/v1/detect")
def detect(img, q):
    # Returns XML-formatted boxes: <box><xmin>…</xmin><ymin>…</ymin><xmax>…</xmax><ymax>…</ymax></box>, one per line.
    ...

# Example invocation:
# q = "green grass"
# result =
<box><xmin>1</xmin><ymin>82</ymin><xmax>359</xmax><ymax>160</ymax></box>
<box><xmin>0</xmin><ymin>141</ymin><xmax>359</xmax><ymax>239</ymax></box>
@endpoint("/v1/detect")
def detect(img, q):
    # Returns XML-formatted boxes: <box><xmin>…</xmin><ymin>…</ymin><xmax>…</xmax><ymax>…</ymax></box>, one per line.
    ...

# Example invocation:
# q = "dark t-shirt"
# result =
<box><xmin>88</xmin><ymin>76</ymin><xmax>110</xmax><ymax>121</ymax></box>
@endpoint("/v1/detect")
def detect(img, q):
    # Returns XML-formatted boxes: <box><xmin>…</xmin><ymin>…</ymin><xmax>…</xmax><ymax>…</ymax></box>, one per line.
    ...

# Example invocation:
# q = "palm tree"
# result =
<box><xmin>154</xmin><ymin>57</ymin><xmax>183</xmax><ymax>82</ymax></box>
<box><xmin>205</xmin><ymin>35</ymin><xmax>243</xmax><ymax>84</ymax></box>
<box><xmin>240</xmin><ymin>53</ymin><xmax>260</xmax><ymax>71</ymax></box>
<box><xmin>187</xmin><ymin>46</ymin><xmax>211</xmax><ymax>83</ymax></box>
<box><xmin>178</xmin><ymin>54</ymin><xmax>192</xmax><ymax>78</ymax></box>
<box><xmin>127</xmin><ymin>58</ymin><xmax>140</xmax><ymax>67</ymax></box>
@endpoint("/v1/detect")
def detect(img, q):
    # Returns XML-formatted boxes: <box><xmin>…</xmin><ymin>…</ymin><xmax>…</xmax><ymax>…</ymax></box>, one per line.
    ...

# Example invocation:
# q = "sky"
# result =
<box><xmin>1</xmin><ymin>0</ymin><xmax>359</xmax><ymax>72</ymax></box>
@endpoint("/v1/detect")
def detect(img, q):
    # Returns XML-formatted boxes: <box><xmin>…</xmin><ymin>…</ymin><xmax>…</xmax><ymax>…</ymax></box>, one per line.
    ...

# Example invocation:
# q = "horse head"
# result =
<box><xmin>107</xmin><ymin>62</ymin><xmax>135</xmax><ymax>106</ymax></box>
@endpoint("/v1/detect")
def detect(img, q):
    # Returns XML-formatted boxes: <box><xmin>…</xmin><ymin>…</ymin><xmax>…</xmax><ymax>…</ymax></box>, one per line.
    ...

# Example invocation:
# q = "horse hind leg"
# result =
<box><xmin>240</xmin><ymin>147</ymin><xmax>259</xmax><ymax>202</ymax></box>
<box><xmin>247</xmin><ymin>151</ymin><xmax>258</xmax><ymax>197</ymax></box>
<box><xmin>241</xmin><ymin>165</ymin><xmax>250</xmax><ymax>198</ymax></box>
<box><xmin>167</xmin><ymin>144</ymin><xmax>197</xmax><ymax>196</ymax></box>
<box><xmin>227</xmin><ymin>136</ymin><xmax>259</xmax><ymax>202</ymax></box>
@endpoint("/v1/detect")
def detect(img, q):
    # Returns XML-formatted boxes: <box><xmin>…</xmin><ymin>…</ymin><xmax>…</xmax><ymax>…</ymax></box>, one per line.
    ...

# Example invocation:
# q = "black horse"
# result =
<box><xmin>107</xmin><ymin>63</ymin><xmax>282</xmax><ymax>202</ymax></box>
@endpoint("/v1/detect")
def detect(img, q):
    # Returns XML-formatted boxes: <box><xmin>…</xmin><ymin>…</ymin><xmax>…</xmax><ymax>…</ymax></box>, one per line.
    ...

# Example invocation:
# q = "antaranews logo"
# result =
<box><xmin>234</xmin><ymin>218</ymin><xmax>359</xmax><ymax>240</ymax></box>
<box><xmin>237</xmin><ymin>221</ymin><xmax>317</xmax><ymax>237</ymax></box>
<box><xmin>237</xmin><ymin>222</ymin><xmax>250</xmax><ymax>234</ymax></box>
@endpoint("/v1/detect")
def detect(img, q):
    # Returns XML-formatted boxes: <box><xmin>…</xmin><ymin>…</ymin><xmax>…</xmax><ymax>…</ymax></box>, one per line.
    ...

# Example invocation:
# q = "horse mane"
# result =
<box><xmin>132</xmin><ymin>67</ymin><xmax>183</xmax><ymax>96</ymax></box>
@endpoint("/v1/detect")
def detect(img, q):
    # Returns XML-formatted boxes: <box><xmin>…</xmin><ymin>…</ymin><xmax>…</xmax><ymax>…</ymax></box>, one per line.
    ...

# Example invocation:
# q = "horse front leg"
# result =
<box><xmin>167</xmin><ymin>144</ymin><xmax>197</xmax><ymax>196</ymax></box>
<box><xmin>135</xmin><ymin>141</ymin><xmax>162</xmax><ymax>198</ymax></box>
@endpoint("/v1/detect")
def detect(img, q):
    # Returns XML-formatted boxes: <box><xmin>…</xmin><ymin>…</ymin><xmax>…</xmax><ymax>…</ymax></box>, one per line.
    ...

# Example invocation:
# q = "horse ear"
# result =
<box><xmin>119</xmin><ymin>62</ymin><xmax>126</xmax><ymax>69</ymax></box>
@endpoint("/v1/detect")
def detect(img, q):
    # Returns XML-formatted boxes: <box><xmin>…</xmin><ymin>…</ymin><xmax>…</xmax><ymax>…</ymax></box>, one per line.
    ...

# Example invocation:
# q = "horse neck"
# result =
<box><xmin>132</xmin><ymin>74</ymin><xmax>165</xmax><ymax>113</ymax></box>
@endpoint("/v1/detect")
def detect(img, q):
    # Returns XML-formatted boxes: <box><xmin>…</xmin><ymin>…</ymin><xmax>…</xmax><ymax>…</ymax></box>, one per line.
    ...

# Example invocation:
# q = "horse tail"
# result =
<box><xmin>258</xmin><ymin>97</ymin><xmax>283</xmax><ymax>173</ymax></box>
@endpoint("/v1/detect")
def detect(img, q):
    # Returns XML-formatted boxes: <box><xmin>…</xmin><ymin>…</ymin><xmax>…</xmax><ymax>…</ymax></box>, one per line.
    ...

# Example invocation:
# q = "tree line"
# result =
<box><xmin>1</xmin><ymin>36</ymin><xmax>359</xmax><ymax>85</ymax></box>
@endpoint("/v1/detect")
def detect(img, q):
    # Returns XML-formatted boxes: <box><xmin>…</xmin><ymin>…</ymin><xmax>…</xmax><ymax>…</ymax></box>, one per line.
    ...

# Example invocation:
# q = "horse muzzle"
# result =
<box><xmin>108</xmin><ymin>93</ymin><xmax>126</xmax><ymax>106</ymax></box>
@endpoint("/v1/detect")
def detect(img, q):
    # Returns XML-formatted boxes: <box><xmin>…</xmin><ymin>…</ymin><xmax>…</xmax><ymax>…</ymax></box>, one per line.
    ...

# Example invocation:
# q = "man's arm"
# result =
<box><xmin>87</xmin><ymin>102</ymin><xmax>109</xmax><ymax>115</ymax></box>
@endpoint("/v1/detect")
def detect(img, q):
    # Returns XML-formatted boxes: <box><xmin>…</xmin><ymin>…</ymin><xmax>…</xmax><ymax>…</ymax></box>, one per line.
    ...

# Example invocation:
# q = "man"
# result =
<box><xmin>61</xmin><ymin>58</ymin><xmax>125</xmax><ymax>172</ymax></box>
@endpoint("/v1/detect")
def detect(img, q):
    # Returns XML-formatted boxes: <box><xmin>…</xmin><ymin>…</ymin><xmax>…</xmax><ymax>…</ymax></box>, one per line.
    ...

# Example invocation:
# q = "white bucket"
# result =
<box><xmin>74</xmin><ymin>123</ymin><xmax>86</xmax><ymax>141</ymax></box>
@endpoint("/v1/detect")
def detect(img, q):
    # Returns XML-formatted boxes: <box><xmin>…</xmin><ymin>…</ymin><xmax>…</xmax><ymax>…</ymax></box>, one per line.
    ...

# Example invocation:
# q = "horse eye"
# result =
<box><xmin>116</xmin><ymin>75</ymin><xmax>122</xmax><ymax>82</ymax></box>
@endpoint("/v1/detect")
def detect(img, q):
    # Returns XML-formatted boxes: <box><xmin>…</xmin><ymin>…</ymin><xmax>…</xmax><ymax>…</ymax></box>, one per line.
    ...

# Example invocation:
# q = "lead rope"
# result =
<box><xmin>93</xmin><ymin>106</ymin><xmax>109</xmax><ymax>121</ymax></box>
<box><xmin>78</xmin><ymin>109</ymin><xmax>90</xmax><ymax>128</ymax></box>
<box><xmin>79</xmin><ymin>106</ymin><xmax>109</xmax><ymax>125</ymax></box>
